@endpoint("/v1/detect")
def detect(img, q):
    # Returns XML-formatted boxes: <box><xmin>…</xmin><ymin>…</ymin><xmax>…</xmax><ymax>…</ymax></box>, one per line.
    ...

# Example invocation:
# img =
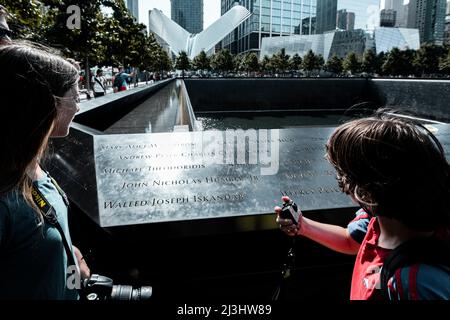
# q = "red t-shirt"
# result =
<box><xmin>350</xmin><ymin>217</ymin><xmax>390</xmax><ymax>300</ymax></box>
<box><xmin>348</xmin><ymin>213</ymin><xmax>450</xmax><ymax>300</ymax></box>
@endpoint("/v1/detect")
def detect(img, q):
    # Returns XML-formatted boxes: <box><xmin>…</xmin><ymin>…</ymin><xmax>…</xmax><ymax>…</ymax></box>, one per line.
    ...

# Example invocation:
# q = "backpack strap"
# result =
<box><xmin>381</xmin><ymin>236</ymin><xmax>450</xmax><ymax>300</ymax></box>
<box><xmin>408</xmin><ymin>264</ymin><xmax>420</xmax><ymax>300</ymax></box>
<box><xmin>94</xmin><ymin>76</ymin><xmax>105</xmax><ymax>92</ymax></box>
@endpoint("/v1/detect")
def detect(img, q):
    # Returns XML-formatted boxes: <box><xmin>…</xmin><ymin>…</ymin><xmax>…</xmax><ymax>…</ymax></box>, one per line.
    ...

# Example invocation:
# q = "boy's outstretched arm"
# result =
<box><xmin>275</xmin><ymin>197</ymin><xmax>361</xmax><ymax>255</ymax></box>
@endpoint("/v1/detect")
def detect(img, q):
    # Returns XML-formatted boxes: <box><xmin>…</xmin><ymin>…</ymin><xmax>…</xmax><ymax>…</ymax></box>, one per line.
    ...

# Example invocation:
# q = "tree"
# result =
<box><xmin>414</xmin><ymin>44</ymin><xmax>446</xmax><ymax>76</ymax></box>
<box><xmin>361</xmin><ymin>49</ymin><xmax>377</xmax><ymax>75</ymax></box>
<box><xmin>272</xmin><ymin>48</ymin><xmax>290</xmax><ymax>75</ymax></box>
<box><xmin>242</xmin><ymin>52</ymin><xmax>259</xmax><ymax>76</ymax></box>
<box><xmin>302</xmin><ymin>50</ymin><xmax>319</xmax><ymax>76</ymax></box>
<box><xmin>290</xmin><ymin>54</ymin><xmax>303</xmax><ymax>74</ymax></box>
<box><xmin>325</xmin><ymin>55</ymin><xmax>343</xmax><ymax>76</ymax></box>
<box><xmin>210</xmin><ymin>49</ymin><xmax>234</xmax><ymax>75</ymax></box>
<box><xmin>375</xmin><ymin>52</ymin><xmax>387</xmax><ymax>76</ymax></box>
<box><xmin>139</xmin><ymin>33</ymin><xmax>163</xmax><ymax>71</ymax></box>
<box><xmin>382</xmin><ymin>48</ymin><xmax>415</xmax><ymax>77</ymax></box>
<box><xmin>102</xmin><ymin>0</ymin><xmax>149</xmax><ymax>68</ymax></box>
<box><xmin>175</xmin><ymin>51</ymin><xmax>191</xmax><ymax>77</ymax></box>
<box><xmin>160</xmin><ymin>51</ymin><xmax>173</xmax><ymax>72</ymax></box>
<box><xmin>41</xmin><ymin>0</ymin><xmax>152</xmax><ymax>89</ymax></box>
<box><xmin>260</xmin><ymin>55</ymin><xmax>274</xmax><ymax>75</ymax></box>
<box><xmin>439</xmin><ymin>50</ymin><xmax>450</xmax><ymax>74</ymax></box>
<box><xmin>42</xmin><ymin>0</ymin><xmax>108</xmax><ymax>92</ymax></box>
<box><xmin>5</xmin><ymin>0</ymin><xmax>165</xmax><ymax>87</ymax></box>
<box><xmin>233</xmin><ymin>54</ymin><xmax>245</xmax><ymax>73</ymax></box>
<box><xmin>2</xmin><ymin>0</ymin><xmax>44</xmax><ymax>39</ymax></box>
<box><xmin>316</xmin><ymin>54</ymin><xmax>325</xmax><ymax>73</ymax></box>
<box><xmin>342</xmin><ymin>52</ymin><xmax>361</xmax><ymax>75</ymax></box>
<box><xmin>193</xmin><ymin>51</ymin><xmax>210</xmax><ymax>75</ymax></box>
<box><xmin>147</xmin><ymin>44</ymin><xmax>172</xmax><ymax>80</ymax></box>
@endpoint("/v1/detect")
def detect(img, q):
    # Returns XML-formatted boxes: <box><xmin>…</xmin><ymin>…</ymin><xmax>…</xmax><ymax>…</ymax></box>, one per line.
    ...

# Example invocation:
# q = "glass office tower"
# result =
<box><xmin>385</xmin><ymin>0</ymin><xmax>408</xmax><ymax>27</ymax></box>
<box><xmin>408</xmin><ymin>0</ymin><xmax>447</xmax><ymax>44</ymax></box>
<box><xmin>316</xmin><ymin>0</ymin><xmax>380</xmax><ymax>34</ymax></box>
<box><xmin>446</xmin><ymin>1</ymin><xmax>450</xmax><ymax>43</ymax></box>
<box><xmin>171</xmin><ymin>0</ymin><xmax>204</xmax><ymax>34</ymax></box>
<box><xmin>221</xmin><ymin>0</ymin><xmax>317</xmax><ymax>54</ymax></box>
<box><xmin>126</xmin><ymin>0</ymin><xmax>139</xmax><ymax>22</ymax></box>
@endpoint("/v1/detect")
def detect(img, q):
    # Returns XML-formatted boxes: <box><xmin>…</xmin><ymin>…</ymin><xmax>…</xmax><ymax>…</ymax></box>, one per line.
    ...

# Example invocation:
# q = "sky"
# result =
<box><xmin>139</xmin><ymin>0</ymin><xmax>221</xmax><ymax>30</ymax></box>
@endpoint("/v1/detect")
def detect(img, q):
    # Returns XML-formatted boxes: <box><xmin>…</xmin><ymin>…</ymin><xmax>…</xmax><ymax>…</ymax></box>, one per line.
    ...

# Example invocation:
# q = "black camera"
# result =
<box><xmin>81</xmin><ymin>274</ymin><xmax>152</xmax><ymax>301</ymax></box>
<box><xmin>279</xmin><ymin>198</ymin><xmax>301</xmax><ymax>225</ymax></box>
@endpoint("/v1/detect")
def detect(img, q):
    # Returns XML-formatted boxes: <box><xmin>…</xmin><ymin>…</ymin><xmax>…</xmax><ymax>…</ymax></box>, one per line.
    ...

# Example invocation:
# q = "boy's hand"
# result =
<box><xmin>275</xmin><ymin>196</ymin><xmax>301</xmax><ymax>236</ymax></box>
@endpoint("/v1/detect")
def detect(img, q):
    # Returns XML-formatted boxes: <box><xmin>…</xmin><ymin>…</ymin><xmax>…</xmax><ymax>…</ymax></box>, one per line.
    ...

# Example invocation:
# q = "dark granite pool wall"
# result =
<box><xmin>184</xmin><ymin>78</ymin><xmax>375</xmax><ymax>112</ymax></box>
<box><xmin>48</xmin><ymin>123</ymin><xmax>100</xmax><ymax>225</ymax></box>
<box><xmin>184</xmin><ymin>78</ymin><xmax>450</xmax><ymax>121</ymax></box>
<box><xmin>369</xmin><ymin>79</ymin><xmax>450</xmax><ymax>122</ymax></box>
<box><xmin>74</xmin><ymin>79</ymin><xmax>174</xmax><ymax>131</ymax></box>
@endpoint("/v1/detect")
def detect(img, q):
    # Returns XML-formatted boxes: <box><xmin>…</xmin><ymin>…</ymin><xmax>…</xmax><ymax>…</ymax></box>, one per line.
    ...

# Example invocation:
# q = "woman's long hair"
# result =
<box><xmin>0</xmin><ymin>41</ymin><xmax>78</xmax><ymax>211</ymax></box>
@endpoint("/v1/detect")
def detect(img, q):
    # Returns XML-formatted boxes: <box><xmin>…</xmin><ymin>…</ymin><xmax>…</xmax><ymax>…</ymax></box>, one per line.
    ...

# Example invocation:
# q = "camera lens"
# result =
<box><xmin>111</xmin><ymin>285</ymin><xmax>152</xmax><ymax>300</ymax></box>
<box><xmin>111</xmin><ymin>285</ymin><xmax>132</xmax><ymax>300</ymax></box>
<box><xmin>138</xmin><ymin>286</ymin><xmax>153</xmax><ymax>300</ymax></box>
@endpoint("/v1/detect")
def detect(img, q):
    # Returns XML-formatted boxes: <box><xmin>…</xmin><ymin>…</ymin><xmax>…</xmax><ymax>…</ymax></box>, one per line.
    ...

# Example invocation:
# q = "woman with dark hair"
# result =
<box><xmin>276</xmin><ymin>113</ymin><xmax>450</xmax><ymax>300</ymax></box>
<box><xmin>0</xmin><ymin>41</ymin><xmax>90</xmax><ymax>299</ymax></box>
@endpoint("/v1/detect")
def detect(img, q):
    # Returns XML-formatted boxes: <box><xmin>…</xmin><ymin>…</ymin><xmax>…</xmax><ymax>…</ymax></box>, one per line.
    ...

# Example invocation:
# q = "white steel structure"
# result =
<box><xmin>148</xmin><ymin>5</ymin><xmax>251</xmax><ymax>59</ymax></box>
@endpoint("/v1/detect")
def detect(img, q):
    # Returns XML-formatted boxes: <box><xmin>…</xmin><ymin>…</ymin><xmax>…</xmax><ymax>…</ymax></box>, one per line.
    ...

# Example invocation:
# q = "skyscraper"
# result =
<box><xmin>126</xmin><ymin>0</ymin><xmax>139</xmax><ymax>22</ymax></box>
<box><xmin>445</xmin><ymin>0</ymin><xmax>450</xmax><ymax>43</ymax></box>
<box><xmin>380</xmin><ymin>9</ymin><xmax>396</xmax><ymax>27</ymax></box>
<box><xmin>171</xmin><ymin>0</ymin><xmax>203</xmax><ymax>34</ymax></box>
<box><xmin>316</xmin><ymin>0</ymin><xmax>380</xmax><ymax>34</ymax></box>
<box><xmin>384</xmin><ymin>0</ymin><xmax>408</xmax><ymax>27</ymax></box>
<box><xmin>336</xmin><ymin>9</ymin><xmax>355</xmax><ymax>30</ymax></box>
<box><xmin>407</xmin><ymin>0</ymin><xmax>447</xmax><ymax>44</ymax></box>
<box><xmin>221</xmin><ymin>0</ymin><xmax>317</xmax><ymax>55</ymax></box>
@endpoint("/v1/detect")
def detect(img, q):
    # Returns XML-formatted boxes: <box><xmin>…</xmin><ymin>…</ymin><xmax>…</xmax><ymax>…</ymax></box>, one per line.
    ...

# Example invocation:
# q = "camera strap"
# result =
<box><xmin>31</xmin><ymin>175</ymin><xmax>76</xmax><ymax>269</ymax></box>
<box><xmin>272</xmin><ymin>238</ymin><xmax>296</xmax><ymax>300</ymax></box>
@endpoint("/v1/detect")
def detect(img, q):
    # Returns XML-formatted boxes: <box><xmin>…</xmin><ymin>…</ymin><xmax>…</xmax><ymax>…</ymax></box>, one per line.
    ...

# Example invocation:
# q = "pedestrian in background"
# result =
<box><xmin>113</xmin><ymin>66</ymin><xmax>135</xmax><ymax>93</ymax></box>
<box><xmin>92</xmin><ymin>69</ymin><xmax>106</xmax><ymax>98</ymax></box>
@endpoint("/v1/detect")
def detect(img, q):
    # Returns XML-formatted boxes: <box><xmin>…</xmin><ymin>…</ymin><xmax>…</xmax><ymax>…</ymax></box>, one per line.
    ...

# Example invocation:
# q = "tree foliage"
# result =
<box><xmin>260</xmin><ymin>55</ymin><xmax>274</xmax><ymax>74</ymax></box>
<box><xmin>192</xmin><ymin>51</ymin><xmax>210</xmax><ymax>73</ymax></box>
<box><xmin>272</xmin><ymin>48</ymin><xmax>290</xmax><ymax>74</ymax></box>
<box><xmin>325</xmin><ymin>55</ymin><xmax>343</xmax><ymax>75</ymax></box>
<box><xmin>175</xmin><ymin>51</ymin><xmax>191</xmax><ymax>77</ymax></box>
<box><xmin>439</xmin><ymin>50</ymin><xmax>450</xmax><ymax>73</ymax></box>
<box><xmin>290</xmin><ymin>53</ymin><xmax>303</xmax><ymax>72</ymax></box>
<box><xmin>361</xmin><ymin>49</ymin><xmax>377</xmax><ymax>74</ymax></box>
<box><xmin>413</xmin><ymin>44</ymin><xmax>447</xmax><ymax>76</ymax></box>
<box><xmin>242</xmin><ymin>52</ymin><xmax>259</xmax><ymax>75</ymax></box>
<box><xmin>302</xmin><ymin>50</ymin><xmax>322</xmax><ymax>74</ymax></box>
<box><xmin>4</xmin><ymin>0</ymin><xmax>167</xmax><ymax>73</ymax></box>
<box><xmin>211</xmin><ymin>49</ymin><xmax>234</xmax><ymax>74</ymax></box>
<box><xmin>382</xmin><ymin>47</ymin><xmax>415</xmax><ymax>76</ymax></box>
<box><xmin>343</xmin><ymin>52</ymin><xmax>361</xmax><ymax>75</ymax></box>
<box><xmin>316</xmin><ymin>54</ymin><xmax>325</xmax><ymax>71</ymax></box>
<box><xmin>2</xmin><ymin>0</ymin><xmax>44</xmax><ymax>39</ymax></box>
